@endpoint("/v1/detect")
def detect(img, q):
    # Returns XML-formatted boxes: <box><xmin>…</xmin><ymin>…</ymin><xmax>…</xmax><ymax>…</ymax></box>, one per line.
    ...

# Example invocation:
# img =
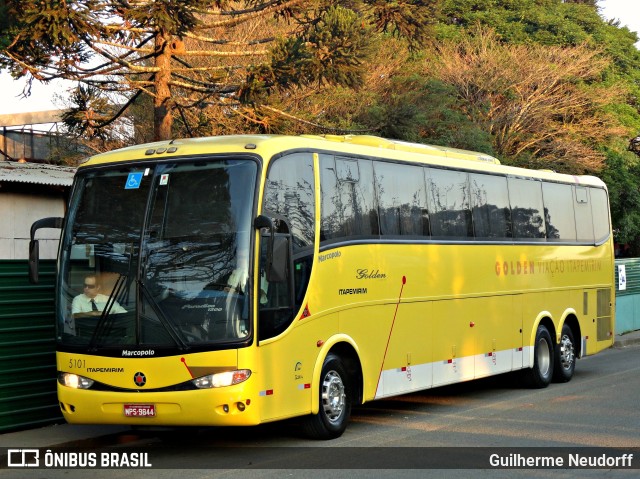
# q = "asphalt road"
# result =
<box><xmin>2</xmin><ymin>342</ymin><xmax>640</xmax><ymax>478</ymax></box>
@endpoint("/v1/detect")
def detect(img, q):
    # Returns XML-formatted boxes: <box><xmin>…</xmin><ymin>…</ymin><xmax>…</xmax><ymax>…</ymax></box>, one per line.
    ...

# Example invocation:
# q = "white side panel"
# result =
<box><xmin>374</xmin><ymin>346</ymin><xmax>535</xmax><ymax>399</ymax></box>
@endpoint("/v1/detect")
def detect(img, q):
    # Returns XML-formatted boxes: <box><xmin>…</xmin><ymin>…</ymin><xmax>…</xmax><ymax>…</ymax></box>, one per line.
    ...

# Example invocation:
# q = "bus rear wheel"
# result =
<box><xmin>524</xmin><ymin>324</ymin><xmax>554</xmax><ymax>388</ymax></box>
<box><xmin>302</xmin><ymin>353</ymin><xmax>351</xmax><ymax>440</ymax></box>
<box><xmin>553</xmin><ymin>324</ymin><xmax>576</xmax><ymax>383</ymax></box>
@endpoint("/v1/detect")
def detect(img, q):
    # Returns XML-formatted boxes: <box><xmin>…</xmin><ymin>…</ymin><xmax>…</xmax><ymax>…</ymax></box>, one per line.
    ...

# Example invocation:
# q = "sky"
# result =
<box><xmin>0</xmin><ymin>0</ymin><xmax>638</xmax><ymax>117</ymax></box>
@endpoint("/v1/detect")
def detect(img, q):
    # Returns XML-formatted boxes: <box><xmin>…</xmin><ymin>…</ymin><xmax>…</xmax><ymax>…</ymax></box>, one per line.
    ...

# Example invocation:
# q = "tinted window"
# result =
<box><xmin>374</xmin><ymin>161</ymin><xmax>429</xmax><ymax>237</ymax></box>
<box><xmin>590</xmin><ymin>187</ymin><xmax>610</xmax><ymax>243</ymax></box>
<box><xmin>509</xmin><ymin>178</ymin><xmax>546</xmax><ymax>239</ymax></box>
<box><xmin>574</xmin><ymin>186</ymin><xmax>594</xmax><ymax>242</ymax></box>
<box><xmin>427</xmin><ymin>168</ymin><xmax>472</xmax><ymax>239</ymax></box>
<box><xmin>542</xmin><ymin>182</ymin><xmax>576</xmax><ymax>241</ymax></box>
<box><xmin>320</xmin><ymin>155</ymin><xmax>379</xmax><ymax>242</ymax></box>
<box><xmin>263</xmin><ymin>153</ymin><xmax>315</xmax><ymax>252</ymax></box>
<box><xmin>470</xmin><ymin>173</ymin><xmax>511</xmax><ymax>239</ymax></box>
<box><xmin>261</xmin><ymin>153</ymin><xmax>316</xmax><ymax>340</ymax></box>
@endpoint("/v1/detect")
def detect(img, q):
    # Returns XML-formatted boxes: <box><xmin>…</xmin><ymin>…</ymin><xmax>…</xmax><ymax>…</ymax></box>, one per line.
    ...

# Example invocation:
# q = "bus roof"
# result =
<box><xmin>80</xmin><ymin>134</ymin><xmax>606</xmax><ymax>188</ymax></box>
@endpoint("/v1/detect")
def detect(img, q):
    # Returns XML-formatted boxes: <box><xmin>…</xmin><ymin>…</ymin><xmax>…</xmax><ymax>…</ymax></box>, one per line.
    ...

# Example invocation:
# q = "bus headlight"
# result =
<box><xmin>58</xmin><ymin>372</ymin><xmax>94</xmax><ymax>389</ymax></box>
<box><xmin>192</xmin><ymin>369</ymin><xmax>251</xmax><ymax>389</ymax></box>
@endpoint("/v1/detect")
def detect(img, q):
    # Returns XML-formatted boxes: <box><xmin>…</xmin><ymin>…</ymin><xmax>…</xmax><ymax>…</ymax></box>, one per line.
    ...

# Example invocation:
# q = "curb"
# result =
<box><xmin>614</xmin><ymin>337</ymin><xmax>640</xmax><ymax>348</ymax></box>
<box><xmin>613</xmin><ymin>330</ymin><xmax>640</xmax><ymax>349</ymax></box>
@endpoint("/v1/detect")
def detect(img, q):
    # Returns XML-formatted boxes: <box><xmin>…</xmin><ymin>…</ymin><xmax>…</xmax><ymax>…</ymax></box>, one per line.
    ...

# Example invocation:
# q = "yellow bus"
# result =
<box><xmin>29</xmin><ymin>134</ymin><xmax>614</xmax><ymax>439</ymax></box>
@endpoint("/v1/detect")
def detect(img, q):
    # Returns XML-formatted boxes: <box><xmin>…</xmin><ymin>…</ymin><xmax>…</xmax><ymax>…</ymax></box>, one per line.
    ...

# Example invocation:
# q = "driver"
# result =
<box><xmin>71</xmin><ymin>274</ymin><xmax>127</xmax><ymax>318</ymax></box>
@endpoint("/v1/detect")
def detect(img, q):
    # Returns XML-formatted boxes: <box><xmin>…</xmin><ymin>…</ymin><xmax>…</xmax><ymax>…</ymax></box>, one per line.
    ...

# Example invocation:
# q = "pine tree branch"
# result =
<box><xmin>171</xmin><ymin>71</ymin><xmax>240</xmax><ymax>92</ymax></box>
<box><xmin>260</xmin><ymin>105</ymin><xmax>374</xmax><ymax>133</ymax></box>
<box><xmin>92</xmin><ymin>88</ymin><xmax>145</xmax><ymax>129</ymax></box>
<box><xmin>89</xmin><ymin>43</ymin><xmax>161</xmax><ymax>73</ymax></box>
<box><xmin>195</xmin><ymin>0</ymin><xmax>300</xmax><ymax>18</ymax></box>
<box><xmin>104</xmin><ymin>24</ymin><xmax>152</xmax><ymax>34</ymax></box>
<box><xmin>177</xmin><ymin>49</ymin><xmax>269</xmax><ymax>57</ymax></box>
<box><xmin>92</xmin><ymin>39</ymin><xmax>154</xmax><ymax>54</ymax></box>
<box><xmin>197</xmin><ymin>0</ymin><xmax>305</xmax><ymax>30</ymax></box>
<box><xmin>183</xmin><ymin>31</ymin><xmax>275</xmax><ymax>46</ymax></box>
<box><xmin>73</xmin><ymin>34</ymin><xmax>157</xmax><ymax>75</ymax></box>
<box><xmin>168</xmin><ymin>79</ymin><xmax>240</xmax><ymax>94</ymax></box>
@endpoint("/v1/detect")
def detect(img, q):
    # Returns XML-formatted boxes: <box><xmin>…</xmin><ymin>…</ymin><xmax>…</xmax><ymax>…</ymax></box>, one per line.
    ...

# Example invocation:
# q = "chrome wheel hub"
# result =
<box><xmin>559</xmin><ymin>334</ymin><xmax>575</xmax><ymax>370</ymax></box>
<box><xmin>321</xmin><ymin>370</ymin><xmax>345</xmax><ymax>423</ymax></box>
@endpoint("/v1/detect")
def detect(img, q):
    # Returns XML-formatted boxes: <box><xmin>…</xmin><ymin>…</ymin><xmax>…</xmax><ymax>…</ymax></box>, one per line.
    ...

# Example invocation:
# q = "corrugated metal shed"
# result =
<box><xmin>0</xmin><ymin>260</ymin><xmax>63</xmax><ymax>432</ymax></box>
<box><xmin>0</xmin><ymin>161</ymin><xmax>75</xmax><ymax>187</ymax></box>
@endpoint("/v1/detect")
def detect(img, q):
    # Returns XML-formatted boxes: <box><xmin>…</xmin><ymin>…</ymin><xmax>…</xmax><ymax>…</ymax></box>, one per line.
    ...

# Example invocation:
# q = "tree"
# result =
<box><xmin>0</xmin><ymin>1</ymin><xmax>13</xmax><ymax>50</ymax></box>
<box><xmin>0</xmin><ymin>0</ymin><xmax>439</xmax><ymax>141</ymax></box>
<box><xmin>431</xmin><ymin>27</ymin><xmax>627</xmax><ymax>173</ymax></box>
<box><xmin>601</xmin><ymin>149</ymin><xmax>640</xmax><ymax>255</ymax></box>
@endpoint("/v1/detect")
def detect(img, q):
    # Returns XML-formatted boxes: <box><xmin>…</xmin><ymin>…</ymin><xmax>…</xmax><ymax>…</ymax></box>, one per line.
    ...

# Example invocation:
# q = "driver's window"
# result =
<box><xmin>259</xmin><ymin>153</ymin><xmax>316</xmax><ymax>340</ymax></box>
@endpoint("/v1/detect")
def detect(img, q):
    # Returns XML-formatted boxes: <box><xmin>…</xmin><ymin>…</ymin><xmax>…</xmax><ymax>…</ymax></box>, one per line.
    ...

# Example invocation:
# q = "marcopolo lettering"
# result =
<box><xmin>122</xmin><ymin>350</ymin><xmax>155</xmax><ymax>357</ymax></box>
<box><xmin>319</xmin><ymin>251</ymin><xmax>341</xmax><ymax>262</ymax></box>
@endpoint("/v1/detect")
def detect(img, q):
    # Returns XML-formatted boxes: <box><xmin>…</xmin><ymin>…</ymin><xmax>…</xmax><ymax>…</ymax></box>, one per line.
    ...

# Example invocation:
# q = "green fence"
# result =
<box><xmin>0</xmin><ymin>260</ymin><xmax>63</xmax><ymax>433</ymax></box>
<box><xmin>614</xmin><ymin>258</ymin><xmax>640</xmax><ymax>334</ymax></box>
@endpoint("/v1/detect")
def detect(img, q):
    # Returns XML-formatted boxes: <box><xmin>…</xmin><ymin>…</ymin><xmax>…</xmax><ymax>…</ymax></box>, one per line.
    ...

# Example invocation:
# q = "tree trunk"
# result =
<box><xmin>154</xmin><ymin>31</ymin><xmax>173</xmax><ymax>141</ymax></box>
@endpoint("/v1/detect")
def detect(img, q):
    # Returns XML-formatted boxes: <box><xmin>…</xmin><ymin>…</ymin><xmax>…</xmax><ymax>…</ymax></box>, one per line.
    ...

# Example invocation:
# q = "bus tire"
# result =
<box><xmin>553</xmin><ymin>323</ymin><xmax>576</xmax><ymax>383</ymax></box>
<box><xmin>524</xmin><ymin>324</ymin><xmax>554</xmax><ymax>388</ymax></box>
<box><xmin>302</xmin><ymin>353</ymin><xmax>351</xmax><ymax>440</ymax></box>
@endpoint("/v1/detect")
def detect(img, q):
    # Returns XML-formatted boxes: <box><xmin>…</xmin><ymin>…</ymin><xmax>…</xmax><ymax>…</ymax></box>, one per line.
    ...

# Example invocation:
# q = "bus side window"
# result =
<box><xmin>542</xmin><ymin>182</ymin><xmax>577</xmax><ymax>241</ymax></box>
<box><xmin>590</xmin><ymin>187</ymin><xmax>610</xmax><ymax>243</ymax></box>
<box><xmin>320</xmin><ymin>155</ymin><xmax>379</xmax><ymax>243</ymax></box>
<box><xmin>508</xmin><ymin>177</ymin><xmax>546</xmax><ymax>240</ymax></box>
<box><xmin>374</xmin><ymin>161</ymin><xmax>429</xmax><ymax>238</ymax></box>
<box><xmin>574</xmin><ymin>186</ymin><xmax>595</xmax><ymax>243</ymax></box>
<box><xmin>470</xmin><ymin>173</ymin><xmax>511</xmax><ymax>239</ymax></box>
<box><xmin>426</xmin><ymin>168</ymin><xmax>473</xmax><ymax>239</ymax></box>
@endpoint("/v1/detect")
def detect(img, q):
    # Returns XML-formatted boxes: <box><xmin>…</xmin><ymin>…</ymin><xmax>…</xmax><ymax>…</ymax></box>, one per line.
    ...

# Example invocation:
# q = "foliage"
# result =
<box><xmin>4</xmin><ymin>0</ymin><xmax>640</xmax><ymax>248</ymax></box>
<box><xmin>601</xmin><ymin>150</ymin><xmax>640</xmax><ymax>255</ymax></box>
<box><xmin>432</xmin><ymin>27</ymin><xmax>626</xmax><ymax>173</ymax></box>
<box><xmin>358</xmin><ymin>73</ymin><xmax>495</xmax><ymax>154</ymax></box>
<box><xmin>0</xmin><ymin>0</ymin><xmax>439</xmax><ymax>141</ymax></box>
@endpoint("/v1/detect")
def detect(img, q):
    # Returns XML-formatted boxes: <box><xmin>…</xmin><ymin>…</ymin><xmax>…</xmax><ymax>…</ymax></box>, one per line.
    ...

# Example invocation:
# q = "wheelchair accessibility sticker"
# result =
<box><xmin>125</xmin><ymin>172</ymin><xmax>144</xmax><ymax>189</ymax></box>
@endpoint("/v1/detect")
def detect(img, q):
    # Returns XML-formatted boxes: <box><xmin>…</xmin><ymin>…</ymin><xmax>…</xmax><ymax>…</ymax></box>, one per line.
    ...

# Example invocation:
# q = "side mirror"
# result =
<box><xmin>253</xmin><ymin>215</ymin><xmax>273</xmax><ymax>231</ymax></box>
<box><xmin>28</xmin><ymin>240</ymin><xmax>40</xmax><ymax>284</ymax></box>
<box><xmin>269</xmin><ymin>235</ymin><xmax>289</xmax><ymax>283</ymax></box>
<box><xmin>28</xmin><ymin>217</ymin><xmax>64</xmax><ymax>284</ymax></box>
<box><xmin>254</xmin><ymin>214</ymin><xmax>289</xmax><ymax>283</ymax></box>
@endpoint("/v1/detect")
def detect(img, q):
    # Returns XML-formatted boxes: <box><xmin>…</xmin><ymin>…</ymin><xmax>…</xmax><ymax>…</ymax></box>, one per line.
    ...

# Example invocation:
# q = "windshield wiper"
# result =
<box><xmin>89</xmin><ymin>273</ymin><xmax>128</xmax><ymax>351</ymax></box>
<box><xmin>138</xmin><ymin>280</ymin><xmax>189</xmax><ymax>351</ymax></box>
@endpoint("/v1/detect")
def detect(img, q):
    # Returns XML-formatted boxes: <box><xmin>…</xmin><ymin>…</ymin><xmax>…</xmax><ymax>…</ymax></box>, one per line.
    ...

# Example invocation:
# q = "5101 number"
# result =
<box><xmin>68</xmin><ymin>359</ymin><xmax>87</xmax><ymax>369</ymax></box>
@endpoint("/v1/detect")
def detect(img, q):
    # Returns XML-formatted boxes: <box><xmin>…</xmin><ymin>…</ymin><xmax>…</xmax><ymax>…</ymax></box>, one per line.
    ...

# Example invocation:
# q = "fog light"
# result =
<box><xmin>223</xmin><ymin>404</ymin><xmax>229</xmax><ymax>413</ymax></box>
<box><xmin>237</xmin><ymin>402</ymin><xmax>245</xmax><ymax>412</ymax></box>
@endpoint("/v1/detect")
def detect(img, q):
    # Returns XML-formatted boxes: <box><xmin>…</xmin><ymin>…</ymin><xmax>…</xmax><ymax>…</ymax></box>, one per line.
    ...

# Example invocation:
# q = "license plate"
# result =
<box><xmin>124</xmin><ymin>404</ymin><xmax>156</xmax><ymax>417</ymax></box>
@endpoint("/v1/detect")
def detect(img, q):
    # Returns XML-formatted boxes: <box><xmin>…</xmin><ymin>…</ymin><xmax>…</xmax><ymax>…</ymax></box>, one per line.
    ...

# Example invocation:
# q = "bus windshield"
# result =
<box><xmin>57</xmin><ymin>158</ymin><xmax>258</xmax><ymax>351</ymax></box>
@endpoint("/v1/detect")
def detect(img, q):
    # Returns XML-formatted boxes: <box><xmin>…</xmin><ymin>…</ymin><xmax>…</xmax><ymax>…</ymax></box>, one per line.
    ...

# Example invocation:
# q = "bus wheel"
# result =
<box><xmin>553</xmin><ymin>324</ymin><xmax>576</xmax><ymax>383</ymax></box>
<box><xmin>524</xmin><ymin>324</ymin><xmax>554</xmax><ymax>388</ymax></box>
<box><xmin>302</xmin><ymin>353</ymin><xmax>351</xmax><ymax>440</ymax></box>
